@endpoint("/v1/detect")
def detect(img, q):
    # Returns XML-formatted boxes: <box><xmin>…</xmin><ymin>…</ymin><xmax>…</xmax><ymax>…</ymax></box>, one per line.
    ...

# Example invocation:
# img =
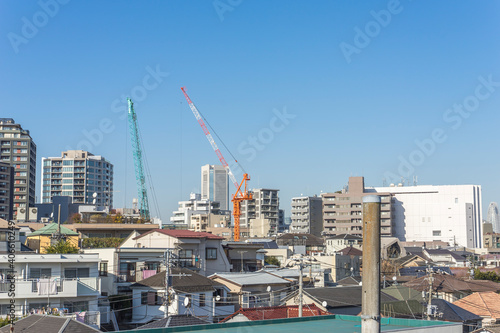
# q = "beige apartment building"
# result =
<box><xmin>322</xmin><ymin>177</ymin><xmax>393</xmax><ymax>237</ymax></box>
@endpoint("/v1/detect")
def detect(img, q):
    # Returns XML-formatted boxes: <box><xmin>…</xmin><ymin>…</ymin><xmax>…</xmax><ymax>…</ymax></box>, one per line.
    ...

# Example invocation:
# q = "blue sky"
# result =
<box><xmin>1</xmin><ymin>0</ymin><xmax>499</xmax><ymax>221</ymax></box>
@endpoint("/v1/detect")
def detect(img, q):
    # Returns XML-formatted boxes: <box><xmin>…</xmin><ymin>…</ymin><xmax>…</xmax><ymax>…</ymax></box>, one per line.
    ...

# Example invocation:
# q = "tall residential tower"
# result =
<box><xmin>0</xmin><ymin>118</ymin><xmax>36</xmax><ymax>219</ymax></box>
<box><xmin>41</xmin><ymin>150</ymin><xmax>113</xmax><ymax>207</ymax></box>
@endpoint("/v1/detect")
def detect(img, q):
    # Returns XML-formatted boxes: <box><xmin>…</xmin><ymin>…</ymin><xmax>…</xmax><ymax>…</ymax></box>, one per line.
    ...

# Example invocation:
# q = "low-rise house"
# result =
<box><xmin>453</xmin><ymin>292</ymin><xmax>500</xmax><ymax>326</ymax></box>
<box><xmin>325</xmin><ymin>234</ymin><xmax>362</xmax><ymax>253</ymax></box>
<box><xmin>129</xmin><ymin>268</ymin><xmax>233</xmax><ymax>324</ymax></box>
<box><xmin>282</xmin><ymin>286</ymin><xmax>397</xmax><ymax>315</ymax></box>
<box><xmin>66</xmin><ymin>222</ymin><xmax>158</xmax><ymax>239</ymax></box>
<box><xmin>223</xmin><ymin>242</ymin><xmax>265</xmax><ymax>272</ymax></box>
<box><xmin>276</xmin><ymin>233</ymin><xmax>325</xmax><ymax>255</ymax></box>
<box><xmin>404</xmin><ymin>275</ymin><xmax>500</xmax><ymax>302</ymax></box>
<box><xmin>0</xmin><ymin>253</ymin><xmax>102</xmax><ymax>328</ymax></box>
<box><xmin>209</xmin><ymin>271</ymin><xmax>293</xmax><ymax>308</ymax></box>
<box><xmin>122</xmin><ymin>229</ymin><xmax>230</xmax><ymax>276</ymax></box>
<box><xmin>25</xmin><ymin>223</ymin><xmax>79</xmax><ymax>253</ymax></box>
<box><xmin>220</xmin><ymin>304</ymin><xmax>329</xmax><ymax>323</ymax></box>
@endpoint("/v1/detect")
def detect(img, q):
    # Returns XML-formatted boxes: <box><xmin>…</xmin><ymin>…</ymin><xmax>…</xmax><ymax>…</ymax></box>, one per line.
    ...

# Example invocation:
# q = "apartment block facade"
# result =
<box><xmin>201</xmin><ymin>164</ymin><xmax>229</xmax><ymax>211</ymax></box>
<box><xmin>0</xmin><ymin>162</ymin><xmax>13</xmax><ymax>221</ymax></box>
<box><xmin>290</xmin><ymin>196</ymin><xmax>323</xmax><ymax>236</ymax></box>
<box><xmin>41</xmin><ymin>150</ymin><xmax>113</xmax><ymax>207</ymax></box>
<box><xmin>322</xmin><ymin>177</ymin><xmax>393</xmax><ymax>237</ymax></box>
<box><xmin>0</xmin><ymin>118</ymin><xmax>36</xmax><ymax>219</ymax></box>
<box><xmin>240</xmin><ymin>188</ymin><xmax>280</xmax><ymax>236</ymax></box>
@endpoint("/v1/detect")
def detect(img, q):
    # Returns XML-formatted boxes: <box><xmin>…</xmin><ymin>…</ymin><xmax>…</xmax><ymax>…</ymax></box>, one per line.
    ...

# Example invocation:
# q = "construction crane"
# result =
<box><xmin>127</xmin><ymin>98</ymin><xmax>150</xmax><ymax>221</ymax></box>
<box><xmin>181</xmin><ymin>87</ymin><xmax>252</xmax><ymax>241</ymax></box>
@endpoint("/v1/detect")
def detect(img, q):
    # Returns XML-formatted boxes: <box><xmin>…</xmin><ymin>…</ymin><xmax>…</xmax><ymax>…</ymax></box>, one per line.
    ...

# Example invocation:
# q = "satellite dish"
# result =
<box><xmin>266</xmin><ymin>286</ymin><xmax>271</xmax><ymax>292</ymax></box>
<box><xmin>392</xmin><ymin>276</ymin><xmax>397</xmax><ymax>281</ymax></box>
<box><xmin>93</xmin><ymin>192</ymin><xmax>98</xmax><ymax>198</ymax></box>
<box><xmin>216</xmin><ymin>295</ymin><xmax>221</xmax><ymax>301</ymax></box>
<box><xmin>183</xmin><ymin>297</ymin><xmax>190</xmax><ymax>308</ymax></box>
<box><xmin>322</xmin><ymin>301</ymin><xmax>327</xmax><ymax>307</ymax></box>
<box><xmin>92</xmin><ymin>199</ymin><xmax>96</xmax><ymax>205</ymax></box>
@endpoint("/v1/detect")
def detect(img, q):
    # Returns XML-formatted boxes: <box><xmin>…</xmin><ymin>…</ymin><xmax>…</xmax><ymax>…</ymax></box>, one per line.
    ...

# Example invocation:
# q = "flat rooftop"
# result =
<box><xmin>122</xmin><ymin>314</ymin><xmax>460</xmax><ymax>333</ymax></box>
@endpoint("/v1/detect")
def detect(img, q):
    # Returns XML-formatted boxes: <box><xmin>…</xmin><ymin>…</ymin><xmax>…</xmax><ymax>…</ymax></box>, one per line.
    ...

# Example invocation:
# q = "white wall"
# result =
<box><xmin>370</xmin><ymin>185</ymin><xmax>482</xmax><ymax>248</ymax></box>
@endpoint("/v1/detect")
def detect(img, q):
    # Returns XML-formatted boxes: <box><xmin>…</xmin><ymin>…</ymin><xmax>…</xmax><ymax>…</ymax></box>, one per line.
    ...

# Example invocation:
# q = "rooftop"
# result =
<box><xmin>0</xmin><ymin>314</ymin><xmax>99</xmax><ymax>333</ymax></box>
<box><xmin>28</xmin><ymin>223</ymin><xmax>79</xmax><ymax>236</ymax></box>
<box><xmin>210</xmin><ymin>271</ymin><xmax>292</xmax><ymax>286</ymax></box>
<box><xmin>123</xmin><ymin>313</ymin><xmax>460</xmax><ymax>333</ymax></box>
<box><xmin>136</xmin><ymin>229</ymin><xmax>225</xmax><ymax>240</ymax></box>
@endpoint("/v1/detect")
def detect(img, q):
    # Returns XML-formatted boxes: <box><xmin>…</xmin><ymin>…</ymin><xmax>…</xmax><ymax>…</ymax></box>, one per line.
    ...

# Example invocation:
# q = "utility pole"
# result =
<box><xmin>361</xmin><ymin>195</ymin><xmax>381</xmax><ymax>333</ymax></box>
<box><xmin>164</xmin><ymin>249</ymin><xmax>172</xmax><ymax>319</ymax></box>
<box><xmin>238</xmin><ymin>251</ymin><xmax>247</xmax><ymax>273</ymax></box>
<box><xmin>298</xmin><ymin>261</ymin><xmax>304</xmax><ymax>317</ymax></box>
<box><xmin>426</xmin><ymin>263</ymin><xmax>434</xmax><ymax>320</ymax></box>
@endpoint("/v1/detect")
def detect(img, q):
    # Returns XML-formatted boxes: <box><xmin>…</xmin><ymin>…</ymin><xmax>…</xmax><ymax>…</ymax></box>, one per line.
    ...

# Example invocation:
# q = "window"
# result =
<box><xmin>199</xmin><ymin>293</ymin><xmax>206</xmax><ymax>307</ymax></box>
<box><xmin>433</xmin><ymin>230</ymin><xmax>441</xmax><ymax>236</ymax></box>
<box><xmin>29</xmin><ymin>268</ymin><xmax>51</xmax><ymax>279</ymax></box>
<box><xmin>206</xmin><ymin>248</ymin><xmax>217</xmax><ymax>260</ymax></box>
<box><xmin>64</xmin><ymin>268</ymin><xmax>90</xmax><ymax>278</ymax></box>
<box><xmin>64</xmin><ymin>301</ymin><xmax>89</xmax><ymax>313</ymax></box>
<box><xmin>99</xmin><ymin>262</ymin><xmax>108</xmax><ymax>276</ymax></box>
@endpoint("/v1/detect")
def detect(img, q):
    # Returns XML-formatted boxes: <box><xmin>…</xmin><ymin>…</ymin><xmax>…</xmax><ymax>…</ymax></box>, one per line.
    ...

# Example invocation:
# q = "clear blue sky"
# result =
<box><xmin>2</xmin><ymin>1</ymin><xmax>499</xmax><ymax>221</ymax></box>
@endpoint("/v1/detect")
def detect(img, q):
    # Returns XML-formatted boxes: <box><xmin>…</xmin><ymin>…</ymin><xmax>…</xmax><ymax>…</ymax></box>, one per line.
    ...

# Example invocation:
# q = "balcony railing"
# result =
<box><xmin>0</xmin><ymin>278</ymin><xmax>100</xmax><ymax>298</ymax></box>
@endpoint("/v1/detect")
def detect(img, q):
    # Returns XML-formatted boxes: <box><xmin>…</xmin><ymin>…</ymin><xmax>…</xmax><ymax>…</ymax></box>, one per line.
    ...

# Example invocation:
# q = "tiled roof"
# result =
<box><xmin>137</xmin><ymin>314</ymin><xmax>211</xmax><ymax>329</ymax></box>
<box><xmin>131</xmin><ymin>268</ymin><xmax>225</xmax><ymax>293</ymax></box>
<box><xmin>404</xmin><ymin>275</ymin><xmax>500</xmax><ymax>294</ymax></box>
<box><xmin>286</xmin><ymin>286</ymin><xmax>397</xmax><ymax>309</ymax></box>
<box><xmin>431</xmin><ymin>299</ymin><xmax>482</xmax><ymax>322</ymax></box>
<box><xmin>135</xmin><ymin>229</ymin><xmax>224</xmax><ymax>240</ymax></box>
<box><xmin>28</xmin><ymin>223</ymin><xmax>79</xmax><ymax>236</ymax></box>
<box><xmin>337</xmin><ymin>246</ymin><xmax>362</xmax><ymax>256</ymax></box>
<box><xmin>0</xmin><ymin>315</ymin><xmax>99</xmax><ymax>333</ymax></box>
<box><xmin>221</xmin><ymin>304</ymin><xmax>329</xmax><ymax>322</ymax></box>
<box><xmin>0</xmin><ymin>218</ymin><xmax>19</xmax><ymax>229</ymax></box>
<box><xmin>453</xmin><ymin>292</ymin><xmax>500</xmax><ymax>319</ymax></box>
<box><xmin>210</xmin><ymin>271</ymin><xmax>292</xmax><ymax>286</ymax></box>
<box><xmin>335</xmin><ymin>276</ymin><xmax>361</xmax><ymax>286</ymax></box>
<box><xmin>327</xmin><ymin>234</ymin><xmax>362</xmax><ymax>241</ymax></box>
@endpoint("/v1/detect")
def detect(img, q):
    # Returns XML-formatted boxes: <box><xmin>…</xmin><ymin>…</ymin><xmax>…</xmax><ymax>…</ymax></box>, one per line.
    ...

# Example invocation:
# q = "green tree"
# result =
<box><xmin>44</xmin><ymin>240</ymin><xmax>79</xmax><ymax>254</ymax></box>
<box><xmin>265</xmin><ymin>256</ymin><xmax>281</xmax><ymax>266</ymax></box>
<box><xmin>474</xmin><ymin>269</ymin><xmax>500</xmax><ymax>282</ymax></box>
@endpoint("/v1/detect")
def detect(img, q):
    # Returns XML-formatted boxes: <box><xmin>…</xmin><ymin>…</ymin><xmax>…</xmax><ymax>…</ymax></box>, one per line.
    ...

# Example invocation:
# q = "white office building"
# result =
<box><xmin>290</xmin><ymin>196</ymin><xmax>323</xmax><ymax>236</ymax></box>
<box><xmin>201</xmin><ymin>164</ymin><xmax>229</xmax><ymax>210</ymax></box>
<box><xmin>169</xmin><ymin>193</ymin><xmax>228</xmax><ymax>228</ymax></box>
<box><xmin>367</xmin><ymin>184</ymin><xmax>483</xmax><ymax>248</ymax></box>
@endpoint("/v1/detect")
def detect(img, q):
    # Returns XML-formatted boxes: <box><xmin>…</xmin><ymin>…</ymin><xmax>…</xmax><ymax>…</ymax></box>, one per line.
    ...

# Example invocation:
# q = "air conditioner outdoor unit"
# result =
<box><xmin>29</xmin><ymin>207</ymin><xmax>38</xmax><ymax>221</ymax></box>
<box><xmin>17</xmin><ymin>207</ymin><xmax>27</xmax><ymax>221</ymax></box>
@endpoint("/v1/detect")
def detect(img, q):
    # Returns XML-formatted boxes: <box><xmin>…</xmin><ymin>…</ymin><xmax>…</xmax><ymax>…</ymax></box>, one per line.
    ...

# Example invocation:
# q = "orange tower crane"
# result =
<box><xmin>181</xmin><ymin>87</ymin><xmax>252</xmax><ymax>241</ymax></box>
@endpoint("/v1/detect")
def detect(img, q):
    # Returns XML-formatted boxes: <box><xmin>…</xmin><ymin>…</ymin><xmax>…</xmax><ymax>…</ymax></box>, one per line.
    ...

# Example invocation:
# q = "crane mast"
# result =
<box><xmin>127</xmin><ymin>98</ymin><xmax>150</xmax><ymax>221</ymax></box>
<box><xmin>181</xmin><ymin>87</ymin><xmax>252</xmax><ymax>241</ymax></box>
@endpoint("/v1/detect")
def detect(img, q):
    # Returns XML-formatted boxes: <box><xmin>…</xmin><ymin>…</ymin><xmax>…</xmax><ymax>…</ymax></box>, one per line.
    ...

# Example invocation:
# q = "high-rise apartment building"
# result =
<box><xmin>487</xmin><ymin>202</ymin><xmax>500</xmax><ymax>233</ymax></box>
<box><xmin>240</xmin><ymin>188</ymin><xmax>280</xmax><ymax>236</ymax></box>
<box><xmin>0</xmin><ymin>118</ymin><xmax>37</xmax><ymax>219</ymax></box>
<box><xmin>41</xmin><ymin>150</ymin><xmax>113</xmax><ymax>207</ymax></box>
<box><xmin>290</xmin><ymin>196</ymin><xmax>323</xmax><ymax>236</ymax></box>
<box><xmin>201</xmin><ymin>164</ymin><xmax>229</xmax><ymax>210</ymax></box>
<box><xmin>322</xmin><ymin>177</ymin><xmax>393</xmax><ymax>238</ymax></box>
<box><xmin>0</xmin><ymin>162</ymin><xmax>14</xmax><ymax>220</ymax></box>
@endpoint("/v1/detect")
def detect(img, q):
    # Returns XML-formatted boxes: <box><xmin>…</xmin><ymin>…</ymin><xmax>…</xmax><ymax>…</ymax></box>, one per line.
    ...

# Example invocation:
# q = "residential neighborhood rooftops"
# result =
<box><xmin>404</xmin><ymin>275</ymin><xmax>500</xmax><ymax>294</ymax></box>
<box><xmin>453</xmin><ymin>291</ymin><xmax>500</xmax><ymax>320</ymax></box>
<box><xmin>131</xmin><ymin>268</ymin><xmax>225</xmax><ymax>293</ymax></box>
<box><xmin>0</xmin><ymin>315</ymin><xmax>99</xmax><ymax>333</ymax></box>
<box><xmin>209</xmin><ymin>271</ymin><xmax>293</xmax><ymax>286</ymax></box>
<box><xmin>135</xmin><ymin>229</ymin><xmax>225</xmax><ymax>240</ymax></box>
<box><xmin>220</xmin><ymin>304</ymin><xmax>329</xmax><ymax>322</ymax></box>
<box><xmin>337</xmin><ymin>246</ymin><xmax>363</xmax><ymax>256</ymax></box>
<box><xmin>28</xmin><ymin>223</ymin><xmax>79</xmax><ymax>236</ymax></box>
<box><xmin>137</xmin><ymin>314</ymin><xmax>212</xmax><ymax>329</ymax></box>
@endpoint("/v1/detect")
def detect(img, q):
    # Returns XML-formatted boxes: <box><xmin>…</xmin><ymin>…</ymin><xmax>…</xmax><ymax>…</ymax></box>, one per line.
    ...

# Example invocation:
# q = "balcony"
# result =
<box><xmin>0</xmin><ymin>277</ymin><xmax>100</xmax><ymax>299</ymax></box>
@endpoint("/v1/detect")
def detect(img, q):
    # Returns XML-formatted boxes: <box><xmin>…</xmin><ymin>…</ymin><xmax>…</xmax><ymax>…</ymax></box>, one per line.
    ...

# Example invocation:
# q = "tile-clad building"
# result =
<box><xmin>322</xmin><ymin>177</ymin><xmax>393</xmax><ymax>237</ymax></box>
<box><xmin>290</xmin><ymin>196</ymin><xmax>323</xmax><ymax>236</ymax></box>
<box><xmin>41</xmin><ymin>150</ymin><xmax>113</xmax><ymax>207</ymax></box>
<box><xmin>0</xmin><ymin>162</ymin><xmax>13</xmax><ymax>220</ymax></box>
<box><xmin>0</xmin><ymin>118</ymin><xmax>37</xmax><ymax>219</ymax></box>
